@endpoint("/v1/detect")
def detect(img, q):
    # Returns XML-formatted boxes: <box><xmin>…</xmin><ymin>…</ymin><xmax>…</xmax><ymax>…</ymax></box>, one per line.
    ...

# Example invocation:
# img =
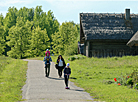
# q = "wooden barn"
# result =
<box><xmin>79</xmin><ymin>9</ymin><xmax>138</xmax><ymax>57</ymax></box>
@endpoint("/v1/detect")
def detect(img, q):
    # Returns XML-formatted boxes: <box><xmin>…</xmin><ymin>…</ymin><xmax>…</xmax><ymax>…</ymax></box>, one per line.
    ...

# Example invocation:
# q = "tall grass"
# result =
<box><xmin>0</xmin><ymin>56</ymin><xmax>28</xmax><ymax>102</ymax></box>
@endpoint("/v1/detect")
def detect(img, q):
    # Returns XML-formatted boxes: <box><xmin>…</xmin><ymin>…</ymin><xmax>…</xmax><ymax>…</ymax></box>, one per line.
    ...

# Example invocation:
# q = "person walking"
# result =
<box><xmin>43</xmin><ymin>53</ymin><xmax>52</xmax><ymax>77</ymax></box>
<box><xmin>57</xmin><ymin>55</ymin><xmax>66</xmax><ymax>78</ymax></box>
<box><xmin>64</xmin><ymin>63</ymin><xmax>71</xmax><ymax>89</ymax></box>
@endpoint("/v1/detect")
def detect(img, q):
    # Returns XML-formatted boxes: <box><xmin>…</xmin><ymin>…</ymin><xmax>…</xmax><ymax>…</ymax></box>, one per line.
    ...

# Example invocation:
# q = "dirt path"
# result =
<box><xmin>21</xmin><ymin>59</ymin><xmax>94</xmax><ymax>102</ymax></box>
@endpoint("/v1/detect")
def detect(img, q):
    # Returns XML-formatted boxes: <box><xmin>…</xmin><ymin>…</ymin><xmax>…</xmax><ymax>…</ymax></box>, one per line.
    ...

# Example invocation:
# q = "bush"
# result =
<box><xmin>134</xmin><ymin>83</ymin><xmax>138</xmax><ymax>89</ymax></box>
<box><xmin>126</xmin><ymin>78</ymin><xmax>133</xmax><ymax>86</ymax></box>
<box><xmin>117</xmin><ymin>76</ymin><xmax>127</xmax><ymax>86</ymax></box>
<box><xmin>68</xmin><ymin>54</ymin><xmax>86</xmax><ymax>61</ymax></box>
<box><xmin>130</xmin><ymin>70</ymin><xmax>138</xmax><ymax>85</ymax></box>
<box><xmin>68</xmin><ymin>56</ymin><xmax>76</xmax><ymax>61</ymax></box>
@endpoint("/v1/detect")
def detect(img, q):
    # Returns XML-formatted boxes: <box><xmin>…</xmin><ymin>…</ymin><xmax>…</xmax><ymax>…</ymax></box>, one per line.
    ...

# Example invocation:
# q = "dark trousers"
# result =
<box><xmin>64</xmin><ymin>75</ymin><xmax>69</xmax><ymax>87</ymax></box>
<box><xmin>45</xmin><ymin>64</ymin><xmax>50</xmax><ymax>77</ymax></box>
<box><xmin>58</xmin><ymin>66</ymin><xmax>64</xmax><ymax>77</ymax></box>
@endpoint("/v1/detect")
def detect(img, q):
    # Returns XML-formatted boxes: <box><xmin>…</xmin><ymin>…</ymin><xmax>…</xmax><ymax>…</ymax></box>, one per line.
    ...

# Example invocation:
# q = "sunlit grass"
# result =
<box><xmin>68</xmin><ymin>55</ymin><xmax>138</xmax><ymax>102</ymax></box>
<box><xmin>0</xmin><ymin>56</ymin><xmax>28</xmax><ymax>102</ymax></box>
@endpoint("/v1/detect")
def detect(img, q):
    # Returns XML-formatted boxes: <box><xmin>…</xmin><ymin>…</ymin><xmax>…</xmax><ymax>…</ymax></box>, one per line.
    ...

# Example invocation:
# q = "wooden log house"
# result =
<box><xmin>79</xmin><ymin>9</ymin><xmax>138</xmax><ymax>57</ymax></box>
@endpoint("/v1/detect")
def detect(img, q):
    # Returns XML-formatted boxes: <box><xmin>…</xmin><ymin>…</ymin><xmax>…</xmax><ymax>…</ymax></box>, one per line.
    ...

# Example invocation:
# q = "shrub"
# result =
<box><xmin>117</xmin><ymin>76</ymin><xmax>127</xmax><ymax>86</ymax></box>
<box><xmin>68</xmin><ymin>54</ymin><xmax>86</xmax><ymax>61</ymax></box>
<box><xmin>130</xmin><ymin>70</ymin><xmax>138</xmax><ymax>85</ymax></box>
<box><xmin>134</xmin><ymin>83</ymin><xmax>138</xmax><ymax>89</ymax></box>
<box><xmin>126</xmin><ymin>78</ymin><xmax>133</xmax><ymax>86</ymax></box>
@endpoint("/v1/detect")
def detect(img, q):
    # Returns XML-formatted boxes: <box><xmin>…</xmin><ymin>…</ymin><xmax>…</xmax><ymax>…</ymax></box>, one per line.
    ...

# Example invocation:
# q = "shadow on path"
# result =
<box><xmin>47</xmin><ymin>77</ymin><xmax>64</xmax><ymax>80</ymax></box>
<box><xmin>67</xmin><ymin>89</ymin><xmax>84</xmax><ymax>92</ymax></box>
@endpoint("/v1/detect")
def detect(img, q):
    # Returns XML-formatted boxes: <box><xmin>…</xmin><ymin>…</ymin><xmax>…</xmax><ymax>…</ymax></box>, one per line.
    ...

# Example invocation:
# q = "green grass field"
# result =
<box><xmin>50</xmin><ymin>55</ymin><xmax>138</xmax><ymax>102</ymax></box>
<box><xmin>67</xmin><ymin>55</ymin><xmax>138</xmax><ymax>102</ymax></box>
<box><xmin>0</xmin><ymin>56</ymin><xmax>28</xmax><ymax>102</ymax></box>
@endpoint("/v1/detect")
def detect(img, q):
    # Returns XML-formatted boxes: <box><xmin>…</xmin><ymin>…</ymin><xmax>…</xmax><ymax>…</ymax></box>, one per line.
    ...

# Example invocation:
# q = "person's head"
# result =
<box><xmin>46</xmin><ymin>49</ymin><xmax>49</xmax><ymax>51</ymax></box>
<box><xmin>66</xmin><ymin>63</ymin><xmax>69</xmax><ymax>68</ymax></box>
<box><xmin>58</xmin><ymin>55</ymin><xmax>63</xmax><ymax>59</ymax></box>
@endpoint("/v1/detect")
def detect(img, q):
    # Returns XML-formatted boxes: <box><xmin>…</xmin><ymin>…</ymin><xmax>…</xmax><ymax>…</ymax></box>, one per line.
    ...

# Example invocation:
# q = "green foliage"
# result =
<box><xmin>115</xmin><ymin>75</ymin><xmax>127</xmax><ymax>86</ymax></box>
<box><xmin>126</xmin><ymin>78</ymin><xmax>133</xmax><ymax>86</ymax></box>
<box><xmin>52</xmin><ymin>21</ymin><xmax>79</xmax><ymax>55</ymax></box>
<box><xmin>7</xmin><ymin>17</ymin><xmax>32</xmax><ymax>58</ymax></box>
<box><xmin>68</xmin><ymin>54</ymin><xmax>86</xmax><ymax>61</ymax></box>
<box><xmin>30</xmin><ymin>26</ymin><xmax>50</xmax><ymax>57</ymax></box>
<box><xmin>130</xmin><ymin>70</ymin><xmax>138</xmax><ymax>85</ymax></box>
<box><xmin>134</xmin><ymin>83</ymin><xmax>138</xmax><ymax>89</ymax></box>
<box><xmin>0</xmin><ymin>56</ymin><xmax>27</xmax><ymax>102</ymax></box>
<box><xmin>0</xmin><ymin>23</ymin><xmax>5</xmax><ymax>55</ymax></box>
<box><xmin>3</xmin><ymin>7</ymin><xmax>18</xmax><ymax>29</ymax></box>
<box><xmin>1</xmin><ymin>6</ymin><xmax>78</xmax><ymax>58</ymax></box>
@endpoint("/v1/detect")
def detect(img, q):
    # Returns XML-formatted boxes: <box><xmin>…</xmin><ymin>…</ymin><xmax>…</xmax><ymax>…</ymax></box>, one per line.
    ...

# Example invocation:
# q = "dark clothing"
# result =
<box><xmin>45</xmin><ymin>64</ymin><xmax>50</xmax><ymax>77</ymax></box>
<box><xmin>58</xmin><ymin>66</ymin><xmax>64</xmax><ymax>77</ymax></box>
<box><xmin>65</xmin><ymin>76</ymin><xmax>69</xmax><ymax>87</ymax></box>
<box><xmin>56</xmin><ymin>58</ymin><xmax>66</xmax><ymax>68</ymax></box>
<box><xmin>64</xmin><ymin>67</ymin><xmax>71</xmax><ymax>77</ymax></box>
<box><xmin>56</xmin><ymin>56</ymin><xmax>66</xmax><ymax>77</ymax></box>
<box><xmin>43</xmin><ymin>56</ymin><xmax>52</xmax><ymax>77</ymax></box>
<box><xmin>64</xmin><ymin>67</ymin><xmax>71</xmax><ymax>87</ymax></box>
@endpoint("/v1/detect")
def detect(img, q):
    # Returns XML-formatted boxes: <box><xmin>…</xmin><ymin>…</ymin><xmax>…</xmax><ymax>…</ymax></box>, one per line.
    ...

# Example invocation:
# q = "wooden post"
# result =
<box><xmin>86</xmin><ymin>41</ymin><xmax>90</xmax><ymax>57</ymax></box>
<box><xmin>83</xmin><ymin>41</ymin><xmax>86</xmax><ymax>56</ymax></box>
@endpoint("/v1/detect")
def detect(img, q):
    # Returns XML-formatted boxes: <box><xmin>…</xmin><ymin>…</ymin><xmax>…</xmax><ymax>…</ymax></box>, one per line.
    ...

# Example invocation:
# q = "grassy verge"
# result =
<box><xmin>29</xmin><ymin>55</ymin><xmax>138</xmax><ymax>101</ymax></box>
<box><xmin>68</xmin><ymin>55</ymin><xmax>138</xmax><ymax>102</ymax></box>
<box><xmin>0</xmin><ymin>56</ymin><xmax>28</xmax><ymax>102</ymax></box>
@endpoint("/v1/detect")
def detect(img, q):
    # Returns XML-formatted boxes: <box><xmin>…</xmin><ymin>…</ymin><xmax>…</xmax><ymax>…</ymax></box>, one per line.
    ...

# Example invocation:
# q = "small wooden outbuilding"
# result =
<box><xmin>79</xmin><ymin>9</ymin><xmax>138</xmax><ymax>57</ymax></box>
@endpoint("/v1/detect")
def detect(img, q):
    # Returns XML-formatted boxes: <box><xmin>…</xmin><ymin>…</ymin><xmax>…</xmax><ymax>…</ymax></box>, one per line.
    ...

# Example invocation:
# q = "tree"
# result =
<box><xmin>0</xmin><ymin>13</ymin><xmax>4</xmax><ymax>25</ymax></box>
<box><xmin>0</xmin><ymin>23</ymin><xmax>5</xmax><ymax>55</ymax></box>
<box><xmin>52</xmin><ymin>21</ymin><xmax>79</xmax><ymax>55</ymax></box>
<box><xmin>30</xmin><ymin>26</ymin><xmax>50</xmax><ymax>57</ymax></box>
<box><xmin>33</xmin><ymin>6</ymin><xmax>43</xmax><ymax>27</ymax></box>
<box><xmin>3</xmin><ymin>7</ymin><xmax>18</xmax><ymax>29</ymax></box>
<box><xmin>7</xmin><ymin>17</ymin><xmax>32</xmax><ymax>58</ymax></box>
<box><xmin>17</xmin><ymin>7</ymin><xmax>34</xmax><ymax>22</ymax></box>
<box><xmin>3</xmin><ymin>7</ymin><xmax>18</xmax><ymax>56</ymax></box>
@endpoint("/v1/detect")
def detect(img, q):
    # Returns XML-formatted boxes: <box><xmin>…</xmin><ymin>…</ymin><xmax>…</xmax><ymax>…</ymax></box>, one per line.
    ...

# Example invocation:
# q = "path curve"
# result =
<box><xmin>21</xmin><ymin>59</ymin><xmax>94</xmax><ymax>102</ymax></box>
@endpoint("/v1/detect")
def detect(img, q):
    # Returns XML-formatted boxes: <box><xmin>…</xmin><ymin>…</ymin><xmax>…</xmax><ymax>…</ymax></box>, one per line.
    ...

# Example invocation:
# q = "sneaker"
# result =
<box><xmin>65</xmin><ymin>87</ymin><xmax>70</xmax><ymax>89</ymax></box>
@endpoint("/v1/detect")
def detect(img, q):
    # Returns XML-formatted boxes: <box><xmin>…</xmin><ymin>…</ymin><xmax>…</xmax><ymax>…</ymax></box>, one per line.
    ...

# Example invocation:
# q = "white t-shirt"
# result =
<box><xmin>59</xmin><ymin>59</ymin><xmax>63</xmax><ymax>66</ymax></box>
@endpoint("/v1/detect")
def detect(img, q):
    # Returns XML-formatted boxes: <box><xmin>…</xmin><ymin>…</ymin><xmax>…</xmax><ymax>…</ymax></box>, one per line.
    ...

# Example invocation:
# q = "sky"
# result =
<box><xmin>0</xmin><ymin>0</ymin><xmax>138</xmax><ymax>24</ymax></box>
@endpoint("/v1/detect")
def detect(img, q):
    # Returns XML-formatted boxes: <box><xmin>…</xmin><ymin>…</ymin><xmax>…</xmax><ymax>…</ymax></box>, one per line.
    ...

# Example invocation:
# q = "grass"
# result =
<box><xmin>26</xmin><ymin>55</ymin><xmax>138</xmax><ymax>101</ymax></box>
<box><xmin>0</xmin><ymin>56</ymin><xmax>28</xmax><ymax>102</ymax></box>
<box><xmin>68</xmin><ymin>55</ymin><xmax>138</xmax><ymax>102</ymax></box>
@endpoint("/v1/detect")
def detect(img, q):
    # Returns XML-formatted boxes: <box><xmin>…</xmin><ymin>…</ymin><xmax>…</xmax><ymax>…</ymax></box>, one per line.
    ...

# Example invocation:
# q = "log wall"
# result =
<box><xmin>88</xmin><ymin>41</ymin><xmax>138</xmax><ymax>57</ymax></box>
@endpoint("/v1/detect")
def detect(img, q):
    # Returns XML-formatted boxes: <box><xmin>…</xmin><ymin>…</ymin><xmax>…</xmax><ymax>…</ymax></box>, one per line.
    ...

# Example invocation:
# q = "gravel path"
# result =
<box><xmin>21</xmin><ymin>59</ymin><xmax>94</xmax><ymax>102</ymax></box>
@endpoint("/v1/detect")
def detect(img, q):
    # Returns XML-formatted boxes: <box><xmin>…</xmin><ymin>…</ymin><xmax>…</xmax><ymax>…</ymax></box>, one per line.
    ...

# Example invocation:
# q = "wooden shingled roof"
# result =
<box><xmin>127</xmin><ymin>31</ymin><xmax>138</xmax><ymax>47</ymax></box>
<box><xmin>80</xmin><ymin>13</ymin><xmax>138</xmax><ymax>42</ymax></box>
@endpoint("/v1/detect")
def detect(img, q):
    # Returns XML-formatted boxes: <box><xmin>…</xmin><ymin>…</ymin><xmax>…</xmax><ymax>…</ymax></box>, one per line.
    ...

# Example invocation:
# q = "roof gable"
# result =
<box><xmin>127</xmin><ymin>31</ymin><xmax>138</xmax><ymax>46</ymax></box>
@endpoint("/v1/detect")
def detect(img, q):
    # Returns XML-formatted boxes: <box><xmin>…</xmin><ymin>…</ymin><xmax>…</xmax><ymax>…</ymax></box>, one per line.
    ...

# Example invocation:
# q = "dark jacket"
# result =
<box><xmin>57</xmin><ymin>58</ymin><xmax>66</xmax><ymax>67</ymax></box>
<box><xmin>64</xmin><ymin>67</ymin><xmax>71</xmax><ymax>77</ymax></box>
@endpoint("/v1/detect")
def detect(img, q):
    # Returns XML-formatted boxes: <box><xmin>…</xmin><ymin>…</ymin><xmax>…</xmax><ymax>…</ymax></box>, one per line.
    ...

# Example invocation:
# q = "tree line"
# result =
<box><xmin>0</xmin><ymin>6</ymin><xmax>79</xmax><ymax>59</ymax></box>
